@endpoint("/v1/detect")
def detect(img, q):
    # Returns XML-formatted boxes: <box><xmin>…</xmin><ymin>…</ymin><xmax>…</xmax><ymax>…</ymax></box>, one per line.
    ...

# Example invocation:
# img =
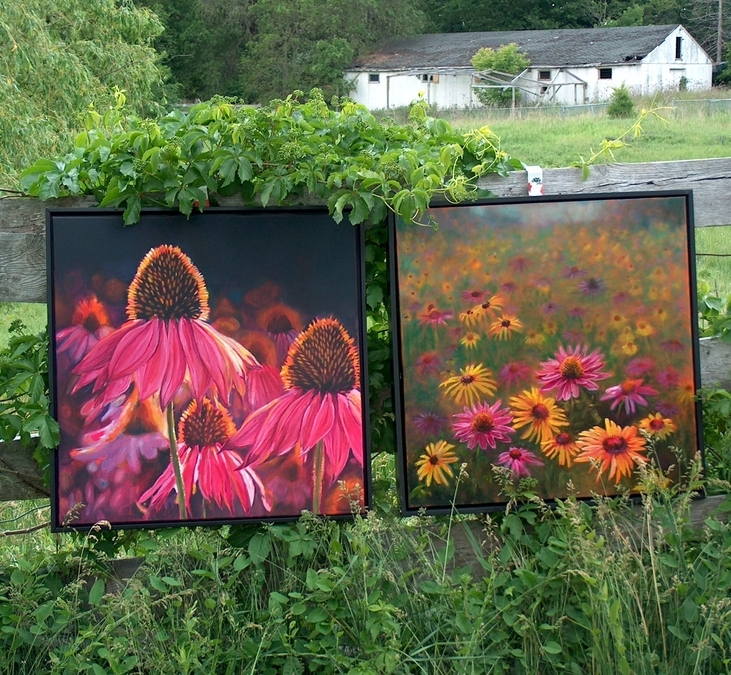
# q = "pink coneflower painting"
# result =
<box><xmin>562</xmin><ymin>265</ymin><xmax>586</xmax><ymax>279</ymax></box>
<box><xmin>226</xmin><ymin>317</ymin><xmax>362</xmax><ymax>514</ymax></box>
<box><xmin>499</xmin><ymin>361</ymin><xmax>532</xmax><ymax>387</ymax></box>
<box><xmin>257</xmin><ymin>303</ymin><xmax>303</xmax><ymax>366</ymax></box>
<box><xmin>657</xmin><ymin>367</ymin><xmax>680</xmax><ymax>388</ymax></box>
<box><xmin>660</xmin><ymin>339</ymin><xmax>685</xmax><ymax>353</ymax></box>
<box><xmin>497</xmin><ymin>447</ymin><xmax>544</xmax><ymax>477</ymax></box>
<box><xmin>140</xmin><ymin>398</ymin><xmax>269</xmax><ymax>517</ymax></box>
<box><xmin>451</xmin><ymin>400</ymin><xmax>514</xmax><ymax>451</ymax></box>
<box><xmin>600</xmin><ymin>378</ymin><xmax>659</xmax><ymax>415</ymax></box>
<box><xmin>626</xmin><ymin>357</ymin><xmax>655</xmax><ymax>378</ymax></box>
<box><xmin>56</xmin><ymin>295</ymin><xmax>115</xmax><ymax>364</ymax></box>
<box><xmin>413</xmin><ymin>412</ymin><xmax>448</xmax><ymax>436</ymax></box>
<box><xmin>537</xmin><ymin>345</ymin><xmax>610</xmax><ymax>401</ymax></box>
<box><xmin>415</xmin><ymin>351</ymin><xmax>442</xmax><ymax>375</ymax></box>
<box><xmin>461</xmin><ymin>289</ymin><xmax>485</xmax><ymax>302</ymax></box>
<box><xmin>73</xmin><ymin>245</ymin><xmax>262</xmax><ymax>410</ymax></box>
<box><xmin>578</xmin><ymin>277</ymin><xmax>606</xmax><ymax>295</ymax></box>
<box><xmin>420</xmin><ymin>304</ymin><xmax>453</xmax><ymax>327</ymax></box>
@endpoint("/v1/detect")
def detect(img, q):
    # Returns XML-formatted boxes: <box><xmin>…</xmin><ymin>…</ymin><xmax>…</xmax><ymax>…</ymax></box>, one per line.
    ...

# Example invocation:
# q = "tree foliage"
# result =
<box><xmin>471</xmin><ymin>44</ymin><xmax>530</xmax><ymax>106</ymax></box>
<box><xmin>240</xmin><ymin>0</ymin><xmax>428</xmax><ymax>102</ymax></box>
<box><xmin>0</xmin><ymin>0</ymin><xmax>167</xmax><ymax>186</ymax></box>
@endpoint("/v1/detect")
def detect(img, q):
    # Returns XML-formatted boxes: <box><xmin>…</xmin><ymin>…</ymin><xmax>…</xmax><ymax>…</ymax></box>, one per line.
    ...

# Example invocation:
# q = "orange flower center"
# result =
<box><xmin>531</xmin><ymin>404</ymin><xmax>550</xmax><ymax>420</ymax></box>
<box><xmin>267</xmin><ymin>314</ymin><xmax>294</xmax><ymax>334</ymax></box>
<box><xmin>178</xmin><ymin>399</ymin><xmax>235</xmax><ymax>448</ymax></box>
<box><xmin>602</xmin><ymin>436</ymin><xmax>628</xmax><ymax>455</ymax></box>
<box><xmin>509</xmin><ymin>448</ymin><xmax>523</xmax><ymax>459</ymax></box>
<box><xmin>620</xmin><ymin>380</ymin><xmax>639</xmax><ymax>394</ymax></box>
<box><xmin>559</xmin><ymin>356</ymin><xmax>585</xmax><ymax>379</ymax></box>
<box><xmin>127</xmin><ymin>245</ymin><xmax>209</xmax><ymax>321</ymax></box>
<box><xmin>472</xmin><ymin>412</ymin><xmax>494</xmax><ymax>433</ymax></box>
<box><xmin>282</xmin><ymin>318</ymin><xmax>359</xmax><ymax>394</ymax></box>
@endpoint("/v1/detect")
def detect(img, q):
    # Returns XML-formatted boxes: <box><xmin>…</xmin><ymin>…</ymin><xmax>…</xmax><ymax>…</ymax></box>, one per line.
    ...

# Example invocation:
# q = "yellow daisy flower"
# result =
<box><xmin>415</xmin><ymin>441</ymin><xmax>459</xmax><ymax>487</ymax></box>
<box><xmin>510</xmin><ymin>387</ymin><xmax>568</xmax><ymax>444</ymax></box>
<box><xmin>439</xmin><ymin>364</ymin><xmax>497</xmax><ymax>406</ymax></box>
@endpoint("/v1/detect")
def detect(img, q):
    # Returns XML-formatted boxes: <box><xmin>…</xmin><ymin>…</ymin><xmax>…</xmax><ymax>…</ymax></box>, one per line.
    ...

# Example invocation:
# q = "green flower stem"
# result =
<box><xmin>166</xmin><ymin>402</ymin><xmax>187</xmax><ymax>520</ymax></box>
<box><xmin>312</xmin><ymin>440</ymin><xmax>325</xmax><ymax>515</ymax></box>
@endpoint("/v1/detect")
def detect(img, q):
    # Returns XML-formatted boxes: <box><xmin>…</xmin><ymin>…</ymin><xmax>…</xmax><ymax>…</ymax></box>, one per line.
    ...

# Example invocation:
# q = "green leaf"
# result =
<box><xmin>88</xmin><ymin>578</ymin><xmax>105</xmax><ymax>607</ymax></box>
<box><xmin>248</xmin><ymin>532</ymin><xmax>271</xmax><ymax>566</ymax></box>
<box><xmin>543</xmin><ymin>641</ymin><xmax>562</xmax><ymax>655</ymax></box>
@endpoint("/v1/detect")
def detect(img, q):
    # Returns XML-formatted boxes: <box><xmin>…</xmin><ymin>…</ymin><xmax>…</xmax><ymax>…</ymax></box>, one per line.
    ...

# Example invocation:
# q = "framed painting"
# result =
<box><xmin>390</xmin><ymin>192</ymin><xmax>702</xmax><ymax>514</ymax></box>
<box><xmin>48</xmin><ymin>208</ymin><xmax>369</xmax><ymax>530</ymax></box>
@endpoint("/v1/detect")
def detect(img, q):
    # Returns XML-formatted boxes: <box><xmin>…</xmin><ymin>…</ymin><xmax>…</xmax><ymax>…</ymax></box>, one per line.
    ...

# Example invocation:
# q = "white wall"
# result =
<box><xmin>345</xmin><ymin>71</ymin><xmax>478</xmax><ymax>110</ymax></box>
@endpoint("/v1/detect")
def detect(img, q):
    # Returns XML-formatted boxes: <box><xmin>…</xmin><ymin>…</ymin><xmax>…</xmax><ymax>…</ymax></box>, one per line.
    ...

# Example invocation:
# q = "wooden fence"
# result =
<box><xmin>1</xmin><ymin>157</ymin><xmax>731</xmax><ymax>503</ymax></box>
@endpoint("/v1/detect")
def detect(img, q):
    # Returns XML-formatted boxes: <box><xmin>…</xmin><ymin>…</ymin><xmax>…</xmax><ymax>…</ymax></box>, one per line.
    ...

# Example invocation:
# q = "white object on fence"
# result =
<box><xmin>525</xmin><ymin>165</ymin><xmax>544</xmax><ymax>196</ymax></box>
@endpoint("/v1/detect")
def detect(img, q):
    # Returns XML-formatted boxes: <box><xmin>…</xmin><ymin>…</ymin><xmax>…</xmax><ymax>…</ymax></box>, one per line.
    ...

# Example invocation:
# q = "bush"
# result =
<box><xmin>471</xmin><ymin>43</ymin><xmax>530</xmax><ymax>107</ymax></box>
<box><xmin>607</xmin><ymin>83</ymin><xmax>636</xmax><ymax>118</ymax></box>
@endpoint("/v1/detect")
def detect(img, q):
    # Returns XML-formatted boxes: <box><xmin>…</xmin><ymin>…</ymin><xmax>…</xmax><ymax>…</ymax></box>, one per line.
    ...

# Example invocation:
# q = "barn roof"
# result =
<box><xmin>349</xmin><ymin>25</ymin><xmax>684</xmax><ymax>71</ymax></box>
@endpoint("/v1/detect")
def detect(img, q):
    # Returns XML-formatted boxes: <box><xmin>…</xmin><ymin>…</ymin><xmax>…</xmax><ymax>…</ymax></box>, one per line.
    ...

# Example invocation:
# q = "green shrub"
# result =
<box><xmin>607</xmin><ymin>83</ymin><xmax>636</xmax><ymax>118</ymax></box>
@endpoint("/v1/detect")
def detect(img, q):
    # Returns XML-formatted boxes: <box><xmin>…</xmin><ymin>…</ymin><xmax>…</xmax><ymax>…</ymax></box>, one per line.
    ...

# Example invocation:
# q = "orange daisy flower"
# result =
<box><xmin>489</xmin><ymin>315</ymin><xmax>523</xmax><ymax>340</ymax></box>
<box><xmin>541</xmin><ymin>431</ymin><xmax>581</xmax><ymax>467</ymax></box>
<box><xmin>415</xmin><ymin>440</ymin><xmax>459</xmax><ymax>487</ymax></box>
<box><xmin>439</xmin><ymin>364</ymin><xmax>497</xmax><ymax>406</ymax></box>
<box><xmin>575</xmin><ymin>419</ymin><xmax>647</xmax><ymax>482</ymax></box>
<box><xmin>510</xmin><ymin>388</ymin><xmax>568</xmax><ymax>444</ymax></box>
<box><xmin>638</xmin><ymin>413</ymin><xmax>677</xmax><ymax>440</ymax></box>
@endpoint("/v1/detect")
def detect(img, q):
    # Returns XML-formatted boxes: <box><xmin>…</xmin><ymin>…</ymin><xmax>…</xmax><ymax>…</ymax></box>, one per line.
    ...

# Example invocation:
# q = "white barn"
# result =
<box><xmin>345</xmin><ymin>25</ymin><xmax>712</xmax><ymax>110</ymax></box>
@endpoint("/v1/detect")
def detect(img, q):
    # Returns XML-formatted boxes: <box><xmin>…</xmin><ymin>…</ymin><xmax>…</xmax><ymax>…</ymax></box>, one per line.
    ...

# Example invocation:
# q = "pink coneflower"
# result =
<box><xmin>415</xmin><ymin>351</ymin><xmax>442</xmax><ymax>375</ymax></box>
<box><xmin>562</xmin><ymin>265</ymin><xmax>586</xmax><ymax>280</ymax></box>
<box><xmin>509</xmin><ymin>257</ymin><xmax>530</xmax><ymax>272</ymax></box>
<box><xmin>413</xmin><ymin>412</ymin><xmax>448</xmax><ymax>436</ymax></box>
<box><xmin>660</xmin><ymin>339</ymin><xmax>685</xmax><ymax>353</ymax></box>
<box><xmin>541</xmin><ymin>301</ymin><xmax>560</xmax><ymax>316</ymax></box>
<box><xmin>257</xmin><ymin>303</ymin><xmax>303</xmax><ymax>366</ymax></box>
<box><xmin>73</xmin><ymin>245</ymin><xmax>262</xmax><ymax>410</ymax></box>
<box><xmin>600</xmin><ymin>378</ymin><xmax>658</xmax><ymax>414</ymax></box>
<box><xmin>579</xmin><ymin>277</ymin><xmax>606</xmax><ymax>296</ymax></box>
<box><xmin>626</xmin><ymin>357</ymin><xmax>655</xmax><ymax>378</ymax></box>
<box><xmin>139</xmin><ymin>398</ymin><xmax>269</xmax><ymax>517</ymax></box>
<box><xmin>420</xmin><ymin>304</ymin><xmax>453</xmax><ymax>327</ymax></box>
<box><xmin>567</xmin><ymin>307</ymin><xmax>587</xmax><ymax>319</ymax></box>
<box><xmin>537</xmin><ymin>345</ymin><xmax>610</xmax><ymax>401</ymax></box>
<box><xmin>226</xmin><ymin>317</ymin><xmax>362</xmax><ymax>514</ymax></box>
<box><xmin>497</xmin><ymin>447</ymin><xmax>544</xmax><ymax>477</ymax></box>
<box><xmin>499</xmin><ymin>361</ymin><xmax>532</xmax><ymax>387</ymax></box>
<box><xmin>71</xmin><ymin>390</ymin><xmax>167</xmax><ymax>474</ymax></box>
<box><xmin>461</xmin><ymin>289</ymin><xmax>485</xmax><ymax>302</ymax></box>
<box><xmin>656</xmin><ymin>401</ymin><xmax>680</xmax><ymax>417</ymax></box>
<box><xmin>562</xmin><ymin>329</ymin><xmax>584</xmax><ymax>343</ymax></box>
<box><xmin>657</xmin><ymin>367</ymin><xmax>680</xmax><ymax>388</ymax></box>
<box><xmin>500</xmin><ymin>281</ymin><xmax>518</xmax><ymax>294</ymax></box>
<box><xmin>451</xmin><ymin>400</ymin><xmax>514</xmax><ymax>451</ymax></box>
<box><xmin>56</xmin><ymin>295</ymin><xmax>115</xmax><ymax>364</ymax></box>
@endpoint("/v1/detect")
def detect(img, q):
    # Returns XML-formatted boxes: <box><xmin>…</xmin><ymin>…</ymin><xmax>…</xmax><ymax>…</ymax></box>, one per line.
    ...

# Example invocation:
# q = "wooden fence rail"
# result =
<box><xmin>1</xmin><ymin>157</ymin><xmax>730</xmax><ymax>502</ymax></box>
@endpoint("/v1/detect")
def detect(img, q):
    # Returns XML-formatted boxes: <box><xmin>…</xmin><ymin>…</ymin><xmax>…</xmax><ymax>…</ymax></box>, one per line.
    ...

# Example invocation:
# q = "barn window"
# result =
<box><xmin>539</xmin><ymin>70</ymin><xmax>551</xmax><ymax>80</ymax></box>
<box><xmin>676</xmin><ymin>36</ymin><xmax>682</xmax><ymax>59</ymax></box>
<box><xmin>368</xmin><ymin>73</ymin><xmax>380</xmax><ymax>83</ymax></box>
<box><xmin>421</xmin><ymin>74</ymin><xmax>439</xmax><ymax>83</ymax></box>
<box><xmin>599</xmin><ymin>68</ymin><xmax>613</xmax><ymax>79</ymax></box>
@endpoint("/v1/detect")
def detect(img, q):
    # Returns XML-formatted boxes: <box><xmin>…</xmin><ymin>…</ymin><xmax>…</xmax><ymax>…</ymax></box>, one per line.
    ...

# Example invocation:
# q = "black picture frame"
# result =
<box><xmin>390</xmin><ymin>191</ymin><xmax>703</xmax><ymax>515</ymax></box>
<box><xmin>48</xmin><ymin>208</ymin><xmax>370</xmax><ymax>531</ymax></box>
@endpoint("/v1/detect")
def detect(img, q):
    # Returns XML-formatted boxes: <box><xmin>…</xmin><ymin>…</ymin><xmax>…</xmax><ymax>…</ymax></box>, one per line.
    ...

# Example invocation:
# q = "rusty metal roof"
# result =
<box><xmin>350</xmin><ymin>25</ymin><xmax>684</xmax><ymax>71</ymax></box>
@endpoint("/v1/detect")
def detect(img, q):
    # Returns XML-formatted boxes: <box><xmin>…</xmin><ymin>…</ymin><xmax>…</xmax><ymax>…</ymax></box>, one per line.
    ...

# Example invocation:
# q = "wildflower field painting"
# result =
<box><xmin>48</xmin><ymin>209</ymin><xmax>368</xmax><ymax>530</ymax></box>
<box><xmin>391</xmin><ymin>193</ymin><xmax>702</xmax><ymax>513</ymax></box>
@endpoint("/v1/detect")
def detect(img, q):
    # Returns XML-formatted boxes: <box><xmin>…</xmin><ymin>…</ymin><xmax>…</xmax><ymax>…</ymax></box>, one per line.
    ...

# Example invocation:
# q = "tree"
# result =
<box><xmin>0</xmin><ymin>0</ymin><xmax>167</xmax><ymax>185</ymax></box>
<box><xmin>239</xmin><ymin>0</ymin><xmax>428</xmax><ymax>102</ymax></box>
<box><xmin>471</xmin><ymin>44</ymin><xmax>530</xmax><ymax>106</ymax></box>
<box><xmin>136</xmin><ymin>0</ymin><xmax>256</xmax><ymax>100</ymax></box>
